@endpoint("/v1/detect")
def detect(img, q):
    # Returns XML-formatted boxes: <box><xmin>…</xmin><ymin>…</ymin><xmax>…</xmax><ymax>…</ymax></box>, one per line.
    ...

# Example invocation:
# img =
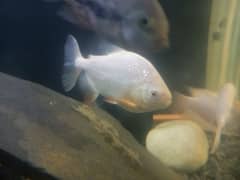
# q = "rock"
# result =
<box><xmin>0</xmin><ymin>73</ymin><xmax>185</xmax><ymax>180</ymax></box>
<box><xmin>146</xmin><ymin>120</ymin><xmax>209</xmax><ymax>172</ymax></box>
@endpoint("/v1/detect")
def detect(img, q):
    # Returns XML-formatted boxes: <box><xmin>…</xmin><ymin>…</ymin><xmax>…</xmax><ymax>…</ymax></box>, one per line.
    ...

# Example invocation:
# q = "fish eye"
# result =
<box><xmin>138</xmin><ymin>17</ymin><xmax>149</xmax><ymax>27</ymax></box>
<box><xmin>151</xmin><ymin>90</ymin><xmax>158</xmax><ymax>97</ymax></box>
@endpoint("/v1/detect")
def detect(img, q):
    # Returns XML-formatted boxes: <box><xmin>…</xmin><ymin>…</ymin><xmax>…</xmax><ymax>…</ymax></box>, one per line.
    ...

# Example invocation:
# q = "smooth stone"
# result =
<box><xmin>146</xmin><ymin>120</ymin><xmax>209</xmax><ymax>172</ymax></box>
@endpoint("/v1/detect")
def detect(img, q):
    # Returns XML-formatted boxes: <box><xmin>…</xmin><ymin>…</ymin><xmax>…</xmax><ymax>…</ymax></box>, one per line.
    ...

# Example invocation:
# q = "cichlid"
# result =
<box><xmin>62</xmin><ymin>35</ymin><xmax>172</xmax><ymax>113</ymax></box>
<box><xmin>172</xmin><ymin>83</ymin><xmax>236</xmax><ymax>154</ymax></box>
<box><xmin>44</xmin><ymin>0</ymin><xmax>169</xmax><ymax>52</ymax></box>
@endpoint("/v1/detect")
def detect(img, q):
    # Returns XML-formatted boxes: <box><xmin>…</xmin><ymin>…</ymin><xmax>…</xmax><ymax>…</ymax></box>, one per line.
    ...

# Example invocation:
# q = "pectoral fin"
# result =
<box><xmin>118</xmin><ymin>99</ymin><xmax>137</xmax><ymax>108</ymax></box>
<box><xmin>104</xmin><ymin>97</ymin><xmax>137</xmax><ymax>108</ymax></box>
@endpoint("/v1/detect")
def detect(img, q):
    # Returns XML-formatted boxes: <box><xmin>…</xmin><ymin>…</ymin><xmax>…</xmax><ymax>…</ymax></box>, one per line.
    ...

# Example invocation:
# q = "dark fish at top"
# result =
<box><xmin>44</xmin><ymin>0</ymin><xmax>169</xmax><ymax>52</ymax></box>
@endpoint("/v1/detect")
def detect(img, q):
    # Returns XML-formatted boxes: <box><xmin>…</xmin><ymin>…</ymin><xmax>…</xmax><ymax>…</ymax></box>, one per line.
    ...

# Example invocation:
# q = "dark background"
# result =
<box><xmin>0</xmin><ymin>0</ymin><xmax>211</xmax><ymax>143</ymax></box>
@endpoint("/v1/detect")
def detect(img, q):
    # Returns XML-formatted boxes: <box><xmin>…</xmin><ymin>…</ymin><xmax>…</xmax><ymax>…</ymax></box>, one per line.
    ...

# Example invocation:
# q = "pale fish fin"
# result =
<box><xmin>215</xmin><ymin>83</ymin><xmax>236</xmax><ymax>131</ymax></box>
<box><xmin>186</xmin><ymin>86</ymin><xmax>217</xmax><ymax>97</ymax></box>
<box><xmin>210</xmin><ymin>83</ymin><xmax>236</xmax><ymax>154</ymax></box>
<box><xmin>103</xmin><ymin>97</ymin><xmax>137</xmax><ymax>108</ymax></box>
<box><xmin>65</xmin><ymin>34</ymin><xmax>82</xmax><ymax>61</ymax></box>
<box><xmin>77</xmin><ymin>72</ymin><xmax>99</xmax><ymax>105</ymax></box>
<box><xmin>185</xmin><ymin>110</ymin><xmax>216</xmax><ymax>132</ymax></box>
<box><xmin>217</xmin><ymin>83</ymin><xmax>236</xmax><ymax>111</ymax></box>
<box><xmin>103</xmin><ymin>97</ymin><xmax>118</xmax><ymax>105</ymax></box>
<box><xmin>117</xmin><ymin>99</ymin><xmax>137</xmax><ymax>108</ymax></box>
<box><xmin>62</xmin><ymin>35</ymin><xmax>84</xmax><ymax>92</ymax></box>
<box><xmin>210</xmin><ymin>122</ymin><xmax>224</xmax><ymax>154</ymax></box>
<box><xmin>172</xmin><ymin>92</ymin><xmax>217</xmax><ymax>132</ymax></box>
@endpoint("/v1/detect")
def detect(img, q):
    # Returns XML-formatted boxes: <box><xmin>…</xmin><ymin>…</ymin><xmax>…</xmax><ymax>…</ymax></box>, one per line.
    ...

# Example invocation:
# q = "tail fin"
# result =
<box><xmin>62</xmin><ymin>35</ymin><xmax>84</xmax><ymax>92</ymax></box>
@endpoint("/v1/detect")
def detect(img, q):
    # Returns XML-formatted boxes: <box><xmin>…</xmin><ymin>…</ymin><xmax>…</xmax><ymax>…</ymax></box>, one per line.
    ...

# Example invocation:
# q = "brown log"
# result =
<box><xmin>0</xmin><ymin>73</ymin><xmax>185</xmax><ymax>180</ymax></box>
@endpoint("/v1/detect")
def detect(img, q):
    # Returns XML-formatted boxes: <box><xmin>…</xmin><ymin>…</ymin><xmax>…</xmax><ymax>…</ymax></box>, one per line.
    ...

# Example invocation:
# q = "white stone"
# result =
<box><xmin>146</xmin><ymin>120</ymin><xmax>209</xmax><ymax>172</ymax></box>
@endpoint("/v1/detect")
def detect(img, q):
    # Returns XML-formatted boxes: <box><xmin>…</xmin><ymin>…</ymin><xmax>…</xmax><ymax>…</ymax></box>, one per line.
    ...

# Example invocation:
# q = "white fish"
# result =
<box><xmin>172</xmin><ymin>83</ymin><xmax>236</xmax><ymax>154</ymax></box>
<box><xmin>62</xmin><ymin>35</ymin><xmax>172</xmax><ymax>113</ymax></box>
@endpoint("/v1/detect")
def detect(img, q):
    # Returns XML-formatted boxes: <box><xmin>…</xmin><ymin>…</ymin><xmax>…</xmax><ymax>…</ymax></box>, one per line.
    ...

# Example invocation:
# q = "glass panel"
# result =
<box><xmin>206</xmin><ymin>0</ymin><xmax>240</xmax><ymax>99</ymax></box>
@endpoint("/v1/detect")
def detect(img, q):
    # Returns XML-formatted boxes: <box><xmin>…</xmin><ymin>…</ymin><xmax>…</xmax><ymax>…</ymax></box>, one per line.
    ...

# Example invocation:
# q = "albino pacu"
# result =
<box><xmin>62</xmin><ymin>35</ymin><xmax>172</xmax><ymax>113</ymax></box>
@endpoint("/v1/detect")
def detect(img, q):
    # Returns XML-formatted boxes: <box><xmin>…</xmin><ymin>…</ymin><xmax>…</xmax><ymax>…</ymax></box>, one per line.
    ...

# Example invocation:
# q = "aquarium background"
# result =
<box><xmin>0</xmin><ymin>0</ymin><xmax>211</xmax><ymax>142</ymax></box>
<box><xmin>206</xmin><ymin>0</ymin><xmax>240</xmax><ymax>99</ymax></box>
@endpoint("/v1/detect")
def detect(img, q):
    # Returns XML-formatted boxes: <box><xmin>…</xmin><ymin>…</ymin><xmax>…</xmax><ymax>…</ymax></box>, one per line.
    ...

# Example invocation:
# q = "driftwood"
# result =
<box><xmin>0</xmin><ymin>73</ymin><xmax>185</xmax><ymax>180</ymax></box>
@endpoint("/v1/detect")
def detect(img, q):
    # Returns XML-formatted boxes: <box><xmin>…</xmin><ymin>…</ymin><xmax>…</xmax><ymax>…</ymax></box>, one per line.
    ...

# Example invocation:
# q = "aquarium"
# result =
<box><xmin>0</xmin><ymin>0</ymin><xmax>239</xmax><ymax>179</ymax></box>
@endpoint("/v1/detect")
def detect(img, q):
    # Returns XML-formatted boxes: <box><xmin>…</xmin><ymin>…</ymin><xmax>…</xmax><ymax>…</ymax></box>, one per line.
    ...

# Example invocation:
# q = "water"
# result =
<box><xmin>0</xmin><ymin>0</ymin><xmax>239</xmax><ymax>179</ymax></box>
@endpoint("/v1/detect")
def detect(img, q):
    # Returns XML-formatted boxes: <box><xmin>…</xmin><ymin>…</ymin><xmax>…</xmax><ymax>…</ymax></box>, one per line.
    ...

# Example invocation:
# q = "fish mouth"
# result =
<box><xmin>127</xmin><ymin>41</ymin><xmax>170</xmax><ymax>54</ymax></box>
<box><xmin>160</xmin><ymin>91</ymin><xmax>172</xmax><ymax>109</ymax></box>
<box><xmin>136</xmin><ymin>38</ymin><xmax>170</xmax><ymax>53</ymax></box>
<box><xmin>160</xmin><ymin>38</ymin><xmax>170</xmax><ymax>49</ymax></box>
<box><xmin>163</xmin><ymin>97</ymin><xmax>172</xmax><ymax>108</ymax></box>
<box><xmin>152</xmin><ymin>37</ymin><xmax>170</xmax><ymax>51</ymax></box>
<box><xmin>138</xmin><ymin>98</ymin><xmax>172</xmax><ymax>113</ymax></box>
